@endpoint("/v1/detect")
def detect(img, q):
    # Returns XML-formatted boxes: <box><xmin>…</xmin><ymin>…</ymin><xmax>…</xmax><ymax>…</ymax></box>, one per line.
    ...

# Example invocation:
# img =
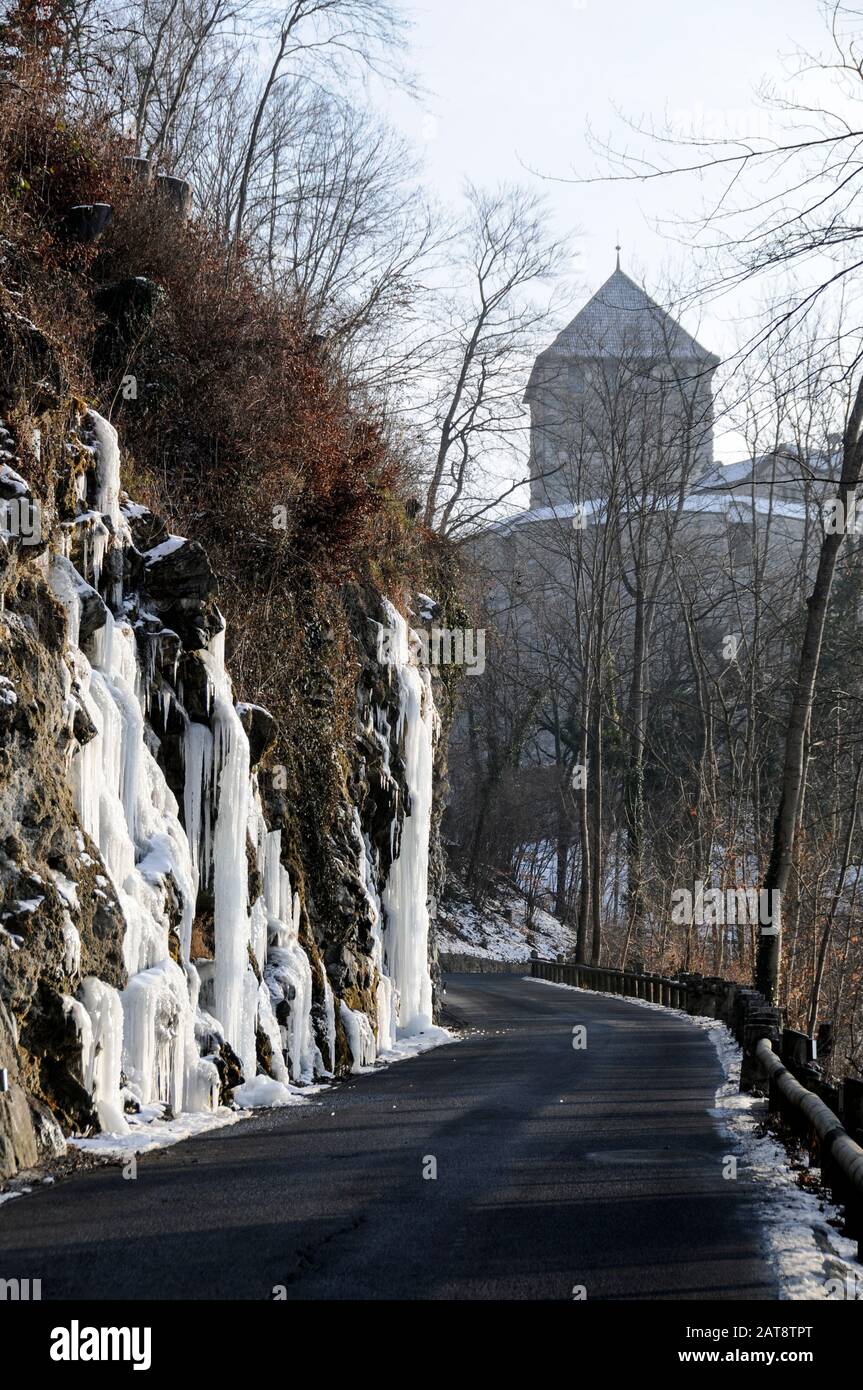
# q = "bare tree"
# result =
<box><xmin>550</xmin><ymin>2</ymin><xmax>863</xmax><ymax>1003</ymax></box>
<box><xmin>423</xmin><ymin>183</ymin><xmax>570</xmax><ymax>535</ymax></box>
<box><xmin>227</xmin><ymin>0</ymin><xmax>411</xmax><ymax>273</ymax></box>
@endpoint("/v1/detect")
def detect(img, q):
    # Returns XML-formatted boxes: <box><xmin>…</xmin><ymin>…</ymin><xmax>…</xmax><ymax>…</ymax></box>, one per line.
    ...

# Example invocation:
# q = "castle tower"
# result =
<box><xmin>524</xmin><ymin>265</ymin><xmax>719</xmax><ymax>509</ymax></box>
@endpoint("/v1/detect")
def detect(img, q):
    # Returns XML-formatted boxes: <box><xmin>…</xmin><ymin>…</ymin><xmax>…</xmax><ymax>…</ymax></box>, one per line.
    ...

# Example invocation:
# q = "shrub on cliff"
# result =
<box><xmin>0</xmin><ymin>1</ymin><xmax>423</xmax><ymax>589</ymax></box>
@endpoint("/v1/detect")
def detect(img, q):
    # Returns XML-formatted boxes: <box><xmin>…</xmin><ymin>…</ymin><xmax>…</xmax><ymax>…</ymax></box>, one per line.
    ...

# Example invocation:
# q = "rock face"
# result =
<box><xmin>155</xmin><ymin>175</ymin><xmax>193</xmax><ymax>219</ymax></box>
<box><xmin>0</xmin><ymin>996</ymin><xmax>38</xmax><ymax>1174</ymax></box>
<box><xmin>63</xmin><ymin>204</ymin><xmax>114</xmax><ymax>243</ymax></box>
<box><xmin>0</xmin><ymin>481</ymin><xmax>128</xmax><ymax>1151</ymax></box>
<box><xmin>92</xmin><ymin>278</ymin><xmax>163</xmax><ymax>381</ymax></box>
<box><xmin>0</xmin><ymin>380</ymin><xmax>448</xmax><ymax>1175</ymax></box>
<box><xmin>236</xmin><ymin>704</ymin><xmax>276</xmax><ymax>768</ymax></box>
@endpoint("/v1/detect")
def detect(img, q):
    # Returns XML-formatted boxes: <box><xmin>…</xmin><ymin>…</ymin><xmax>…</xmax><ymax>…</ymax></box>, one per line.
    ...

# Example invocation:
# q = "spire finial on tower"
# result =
<box><xmin>615</xmin><ymin>236</ymin><xmax>621</xmax><ymax>271</ymax></box>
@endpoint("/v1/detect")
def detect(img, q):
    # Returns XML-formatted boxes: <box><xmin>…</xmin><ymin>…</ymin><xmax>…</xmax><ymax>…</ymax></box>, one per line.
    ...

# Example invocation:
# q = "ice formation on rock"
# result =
<box><xmin>379</xmin><ymin>601</ymin><xmax>437</xmax><ymax>1036</ymax></box>
<box><xmin>48</xmin><ymin>411</ymin><xmax>441</xmax><ymax>1134</ymax></box>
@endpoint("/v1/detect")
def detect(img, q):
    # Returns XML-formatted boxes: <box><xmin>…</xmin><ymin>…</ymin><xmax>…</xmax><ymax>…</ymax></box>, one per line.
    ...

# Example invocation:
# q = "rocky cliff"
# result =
<box><xmin>0</xmin><ymin>355</ymin><xmax>452</xmax><ymax>1177</ymax></box>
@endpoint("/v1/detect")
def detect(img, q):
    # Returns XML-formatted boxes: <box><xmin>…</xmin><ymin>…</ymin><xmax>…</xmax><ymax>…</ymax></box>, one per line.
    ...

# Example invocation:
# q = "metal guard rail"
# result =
<box><xmin>756</xmin><ymin>1037</ymin><xmax>863</xmax><ymax>1221</ymax></box>
<box><xmin>530</xmin><ymin>957</ymin><xmax>689</xmax><ymax>1008</ymax></box>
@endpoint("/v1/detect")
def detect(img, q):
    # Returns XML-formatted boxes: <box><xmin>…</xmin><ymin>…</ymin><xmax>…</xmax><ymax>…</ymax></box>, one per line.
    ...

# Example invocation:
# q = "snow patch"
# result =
<box><xmin>232</xmin><ymin>1075</ymin><xmax>305</xmax><ymax>1108</ymax></box>
<box><xmin>70</xmin><ymin>1106</ymin><xmax>245</xmax><ymax>1157</ymax></box>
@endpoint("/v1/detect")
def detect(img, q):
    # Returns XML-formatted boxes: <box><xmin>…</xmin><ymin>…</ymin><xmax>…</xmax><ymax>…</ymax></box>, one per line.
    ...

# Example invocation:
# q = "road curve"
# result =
<box><xmin>0</xmin><ymin>973</ymin><xmax>777</xmax><ymax>1300</ymax></box>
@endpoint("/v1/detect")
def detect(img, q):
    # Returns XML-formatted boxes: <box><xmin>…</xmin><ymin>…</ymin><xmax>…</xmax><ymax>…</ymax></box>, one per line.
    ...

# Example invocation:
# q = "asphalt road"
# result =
<box><xmin>0</xmin><ymin>973</ymin><xmax>778</xmax><ymax>1300</ymax></box>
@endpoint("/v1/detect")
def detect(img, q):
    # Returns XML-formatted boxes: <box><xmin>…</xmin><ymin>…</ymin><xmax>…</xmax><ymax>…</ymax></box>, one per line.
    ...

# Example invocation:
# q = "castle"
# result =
<box><xmin>449</xmin><ymin>265</ymin><xmax>846</xmax><ymax>952</ymax></box>
<box><xmin>524</xmin><ymin>262</ymin><xmax>718</xmax><ymax>509</ymax></box>
<box><xmin>478</xmin><ymin>262</ymin><xmax>836</xmax><ymax>578</ymax></box>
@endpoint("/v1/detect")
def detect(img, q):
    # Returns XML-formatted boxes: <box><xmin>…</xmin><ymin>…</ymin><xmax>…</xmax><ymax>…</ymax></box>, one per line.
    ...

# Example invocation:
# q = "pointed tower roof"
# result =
<box><xmin>540</xmin><ymin>267</ymin><xmax>718</xmax><ymax>367</ymax></box>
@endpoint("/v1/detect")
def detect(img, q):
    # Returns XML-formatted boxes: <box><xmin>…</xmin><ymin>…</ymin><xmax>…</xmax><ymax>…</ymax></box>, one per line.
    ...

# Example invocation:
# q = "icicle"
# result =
<box><xmin>379</xmin><ymin>601</ymin><xmax>436</xmax><ymax>1036</ymax></box>
<box><xmin>121</xmin><ymin>958</ymin><xmax>209</xmax><ymax>1113</ymax></box>
<box><xmin>352</xmin><ymin>810</ymin><xmax>395</xmax><ymax>1054</ymax></box>
<box><xmin>320</xmin><ymin>972</ymin><xmax>336</xmax><ymax>1076</ymax></box>
<box><xmin>339</xmin><ymin>1000</ymin><xmax>376</xmax><ymax>1072</ymax></box>
<box><xmin>88</xmin><ymin>411</ymin><xmax>122</xmax><ymax>531</ymax></box>
<box><xmin>183</xmin><ymin>720</ymin><xmax>214</xmax><ymax>890</ymax></box>
<box><xmin>199</xmin><ymin>633</ymin><xmax>257</xmax><ymax>1078</ymax></box>
<box><xmin>62</xmin><ymin>915</ymin><xmax>81</xmax><ymax>977</ymax></box>
<box><xmin>77</xmin><ymin>978</ymin><xmax>129</xmax><ymax>1134</ymax></box>
<box><xmin>262</xmin><ymin>828</ymin><xmax>318</xmax><ymax>1083</ymax></box>
<box><xmin>45</xmin><ymin>407</ymin><xmax>342</xmax><ymax>1131</ymax></box>
<box><xmin>256</xmin><ymin>981</ymin><xmax>289</xmax><ymax>1085</ymax></box>
<box><xmin>54</xmin><ymin>500</ymin><xmax>204</xmax><ymax>1117</ymax></box>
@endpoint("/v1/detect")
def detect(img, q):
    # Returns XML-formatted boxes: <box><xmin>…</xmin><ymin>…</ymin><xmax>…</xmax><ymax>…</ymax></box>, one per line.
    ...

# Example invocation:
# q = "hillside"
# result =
<box><xmin>438</xmin><ymin>874</ymin><xmax>578</xmax><ymax>962</ymax></box>
<box><xmin>0</xmin><ymin>31</ymin><xmax>460</xmax><ymax>1178</ymax></box>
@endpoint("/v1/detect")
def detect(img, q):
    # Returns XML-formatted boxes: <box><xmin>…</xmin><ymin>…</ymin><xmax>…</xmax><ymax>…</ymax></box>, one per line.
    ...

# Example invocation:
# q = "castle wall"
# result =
<box><xmin>527</xmin><ymin>352</ymin><xmax>715</xmax><ymax>509</ymax></box>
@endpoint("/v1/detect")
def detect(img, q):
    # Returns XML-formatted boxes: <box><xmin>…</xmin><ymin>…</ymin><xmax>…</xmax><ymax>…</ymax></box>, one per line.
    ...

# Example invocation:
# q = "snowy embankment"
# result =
<box><xmin>530</xmin><ymin>976</ymin><xmax>862</xmax><ymax>1300</ymax></box>
<box><xmin>438</xmin><ymin>881</ymin><xmax>578</xmax><ymax>962</ymax></box>
<box><xmin>19</xmin><ymin>411</ymin><xmax>451</xmax><ymax>1159</ymax></box>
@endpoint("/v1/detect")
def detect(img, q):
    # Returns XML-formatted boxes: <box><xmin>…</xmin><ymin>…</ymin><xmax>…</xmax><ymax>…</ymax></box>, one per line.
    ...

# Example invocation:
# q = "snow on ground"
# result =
<box><xmin>69</xmin><ymin>1103</ymin><xmax>250</xmax><ymax>1157</ymax></box>
<box><xmin>346</xmin><ymin>1025</ymin><xmax>455</xmax><ymax>1075</ymax></box>
<box><xmin>59</xmin><ymin>1026</ymin><xmax>456</xmax><ymax>1158</ymax></box>
<box><xmin>438</xmin><ymin>881</ymin><xmax>577</xmax><ymax>962</ymax></box>
<box><xmin>530</xmin><ymin>976</ymin><xmax>862</xmax><ymax>1300</ymax></box>
<box><xmin>0</xmin><ymin>1188</ymin><xmax>31</xmax><ymax>1205</ymax></box>
<box><xmin>232</xmin><ymin>1075</ymin><xmax>310</xmax><ymax>1109</ymax></box>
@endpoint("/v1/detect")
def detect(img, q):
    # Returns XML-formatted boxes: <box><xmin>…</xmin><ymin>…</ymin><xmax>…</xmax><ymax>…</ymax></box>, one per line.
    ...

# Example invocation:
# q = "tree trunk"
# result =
<box><xmin>554</xmin><ymin>808</ymin><xmax>569</xmax><ymax>922</ymax></box>
<box><xmin>757</xmin><ymin>376</ymin><xmax>863</xmax><ymax>1002</ymax></box>
<box><xmin>589</xmin><ymin>687</ymin><xmax>604</xmax><ymax>965</ymax></box>
<box><xmin>622</xmin><ymin>583</ymin><xmax>647</xmax><ymax>965</ymax></box>
<box><xmin>808</xmin><ymin>752</ymin><xmax>863</xmax><ymax>1033</ymax></box>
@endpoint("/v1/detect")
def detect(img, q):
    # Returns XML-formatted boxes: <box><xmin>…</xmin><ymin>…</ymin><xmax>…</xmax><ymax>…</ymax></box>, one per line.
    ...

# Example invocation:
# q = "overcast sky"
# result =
<box><xmin>382</xmin><ymin>0</ymin><xmax>837</xmax><ymax>374</ymax></box>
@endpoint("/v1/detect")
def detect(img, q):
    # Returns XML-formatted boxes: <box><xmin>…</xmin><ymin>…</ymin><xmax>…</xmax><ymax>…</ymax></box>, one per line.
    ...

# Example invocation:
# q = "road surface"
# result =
<box><xmin>0</xmin><ymin>973</ymin><xmax>777</xmax><ymax>1300</ymax></box>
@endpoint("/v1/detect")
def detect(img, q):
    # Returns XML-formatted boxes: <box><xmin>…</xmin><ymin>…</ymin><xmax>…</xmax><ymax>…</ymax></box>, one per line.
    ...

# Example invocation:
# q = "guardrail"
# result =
<box><xmin>438</xmin><ymin>952</ymin><xmax>528</xmax><ymax>974</ymax></box>
<box><xmin>530</xmin><ymin>955</ymin><xmax>863</xmax><ymax>1258</ymax></box>
<box><xmin>530</xmin><ymin>957</ymin><xmax>690</xmax><ymax>1008</ymax></box>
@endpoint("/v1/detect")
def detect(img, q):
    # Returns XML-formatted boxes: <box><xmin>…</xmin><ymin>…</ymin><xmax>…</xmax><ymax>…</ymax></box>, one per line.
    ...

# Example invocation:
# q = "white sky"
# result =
<box><xmin>378</xmin><ymin>0</ymin><xmax>844</xmax><ymax>468</ymax></box>
<box><xmin>386</xmin><ymin>0</ymin><xmax>830</xmax><ymax>319</ymax></box>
